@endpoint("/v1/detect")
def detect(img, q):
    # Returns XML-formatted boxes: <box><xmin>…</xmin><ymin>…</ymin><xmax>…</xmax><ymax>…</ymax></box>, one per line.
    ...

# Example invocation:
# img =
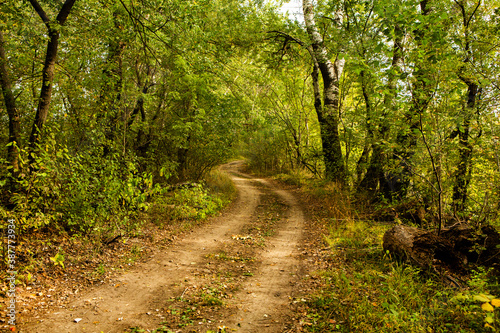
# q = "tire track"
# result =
<box><xmin>225</xmin><ymin>180</ymin><xmax>304</xmax><ymax>332</ymax></box>
<box><xmin>20</xmin><ymin>161</ymin><xmax>306</xmax><ymax>333</ymax></box>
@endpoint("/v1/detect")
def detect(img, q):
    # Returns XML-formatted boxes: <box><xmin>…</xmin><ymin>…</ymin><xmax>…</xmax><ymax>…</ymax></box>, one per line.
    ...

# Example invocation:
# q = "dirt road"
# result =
<box><xmin>21</xmin><ymin>161</ymin><xmax>306</xmax><ymax>332</ymax></box>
